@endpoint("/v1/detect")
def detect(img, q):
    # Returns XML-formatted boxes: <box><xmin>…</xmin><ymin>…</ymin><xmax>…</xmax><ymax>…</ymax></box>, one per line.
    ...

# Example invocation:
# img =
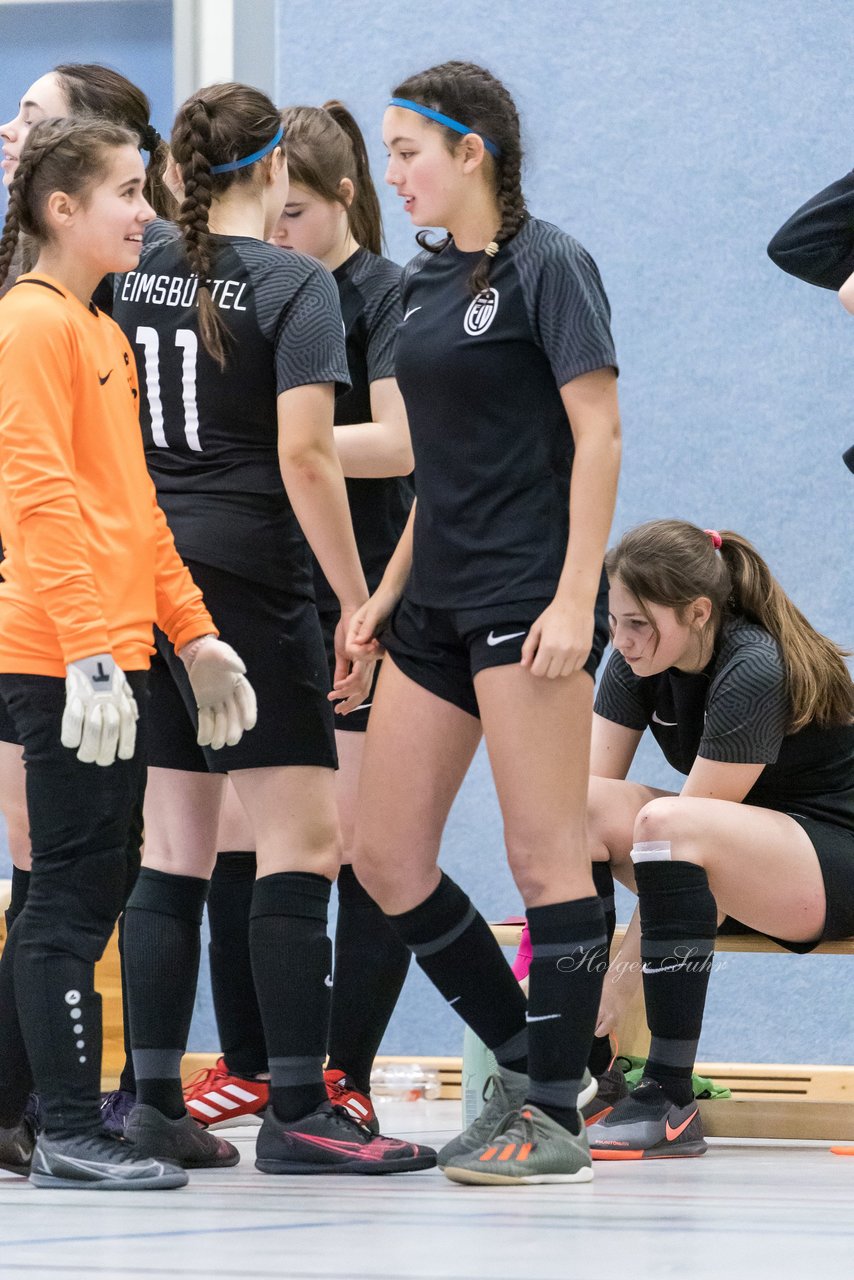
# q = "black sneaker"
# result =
<box><xmin>582</xmin><ymin>1062</ymin><xmax>629</xmax><ymax>1125</ymax></box>
<box><xmin>587</xmin><ymin>1079</ymin><xmax>707</xmax><ymax>1159</ymax></box>
<box><xmin>30</xmin><ymin>1130</ymin><xmax>187</xmax><ymax>1189</ymax></box>
<box><xmin>125</xmin><ymin>1104</ymin><xmax>239</xmax><ymax>1168</ymax></box>
<box><xmin>0</xmin><ymin>1107</ymin><xmax>39</xmax><ymax>1176</ymax></box>
<box><xmin>100</xmin><ymin>1088</ymin><xmax>136</xmax><ymax>1137</ymax></box>
<box><xmin>255</xmin><ymin>1101</ymin><xmax>436</xmax><ymax>1175</ymax></box>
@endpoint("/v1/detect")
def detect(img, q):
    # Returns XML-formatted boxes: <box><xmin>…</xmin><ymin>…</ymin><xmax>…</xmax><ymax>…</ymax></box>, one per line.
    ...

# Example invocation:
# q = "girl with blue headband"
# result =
<box><xmin>110</xmin><ymin>82</ymin><xmax>433</xmax><ymax>1177</ymax></box>
<box><xmin>348</xmin><ymin>60</ymin><xmax>623</xmax><ymax>1186</ymax></box>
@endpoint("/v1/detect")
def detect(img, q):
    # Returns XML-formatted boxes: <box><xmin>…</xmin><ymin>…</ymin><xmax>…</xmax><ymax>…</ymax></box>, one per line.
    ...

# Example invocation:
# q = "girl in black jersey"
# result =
<box><xmin>767</xmin><ymin>170</ymin><xmax>854</xmax><ymax>471</ymax></box>
<box><xmin>110</xmin><ymin>83</ymin><xmax>432</xmax><ymax>1176</ymax></box>
<box><xmin>0</xmin><ymin>63</ymin><xmax>175</xmax><ymax>1131</ymax></box>
<box><xmin>187</xmin><ymin>101</ymin><xmax>416</xmax><ymax>1135</ymax></box>
<box><xmin>583</xmin><ymin>519</ymin><xmax>854</xmax><ymax>1159</ymax></box>
<box><xmin>348</xmin><ymin>62</ymin><xmax>622</xmax><ymax>1186</ymax></box>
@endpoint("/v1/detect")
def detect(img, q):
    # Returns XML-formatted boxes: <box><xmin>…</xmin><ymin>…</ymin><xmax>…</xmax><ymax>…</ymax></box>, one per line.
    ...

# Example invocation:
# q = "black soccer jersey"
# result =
<box><xmin>312</xmin><ymin>248</ymin><xmax>414</xmax><ymax>612</ymax></box>
<box><xmin>111</xmin><ymin>220</ymin><xmax>350</xmax><ymax>594</ymax></box>
<box><xmin>595</xmin><ymin>618</ymin><xmax>854</xmax><ymax>830</ymax></box>
<box><xmin>395</xmin><ymin>217</ymin><xmax>617</xmax><ymax>609</ymax></box>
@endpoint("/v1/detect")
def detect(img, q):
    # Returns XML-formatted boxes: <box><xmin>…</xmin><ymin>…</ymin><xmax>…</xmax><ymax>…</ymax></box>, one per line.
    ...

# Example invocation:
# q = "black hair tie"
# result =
<box><xmin>140</xmin><ymin>124</ymin><xmax>161</xmax><ymax>153</ymax></box>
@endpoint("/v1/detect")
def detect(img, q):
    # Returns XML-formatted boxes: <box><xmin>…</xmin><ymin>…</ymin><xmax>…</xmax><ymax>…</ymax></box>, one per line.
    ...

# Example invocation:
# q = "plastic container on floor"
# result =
<box><xmin>370</xmin><ymin>1062</ymin><xmax>442</xmax><ymax>1101</ymax></box>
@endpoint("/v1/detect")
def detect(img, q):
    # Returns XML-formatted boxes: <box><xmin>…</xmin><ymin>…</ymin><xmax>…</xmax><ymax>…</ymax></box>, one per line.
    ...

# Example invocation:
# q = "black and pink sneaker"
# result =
<box><xmin>255</xmin><ymin>1102</ymin><xmax>436</xmax><ymax>1175</ymax></box>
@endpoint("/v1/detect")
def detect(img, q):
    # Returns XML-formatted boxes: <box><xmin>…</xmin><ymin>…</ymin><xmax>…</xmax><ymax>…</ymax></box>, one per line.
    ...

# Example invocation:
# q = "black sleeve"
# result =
<box><xmin>365</xmin><ymin>282</ymin><xmax>401</xmax><ymax>383</ymax></box>
<box><xmin>698</xmin><ymin>647</ymin><xmax>789</xmax><ymax>765</ymax></box>
<box><xmin>767</xmin><ymin>169</ymin><xmax>854</xmax><ymax>290</ymax></box>
<box><xmin>594</xmin><ymin>650</ymin><xmax>649</xmax><ymax>730</ymax></box>
<box><xmin>530</xmin><ymin>236</ymin><xmax>618</xmax><ymax>387</ymax></box>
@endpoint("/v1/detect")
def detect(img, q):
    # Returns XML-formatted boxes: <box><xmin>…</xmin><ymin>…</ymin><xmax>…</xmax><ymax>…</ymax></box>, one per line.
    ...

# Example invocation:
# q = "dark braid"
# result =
<box><xmin>175</xmin><ymin>99</ymin><xmax>226</xmax><ymax>368</ymax></box>
<box><xmin>391</xmin><ymin>61</ymin><xmax>528</xmax><ymax>295</ymax></box>
<box><xmin>171</xmin><ymin>83</ymin><xmax>283</xmax><ymax>368</ymax></box>
<box><xmin>0</xmin><ymin>117</ymin><xmax>134</xmax><ymax>291</ymax></box>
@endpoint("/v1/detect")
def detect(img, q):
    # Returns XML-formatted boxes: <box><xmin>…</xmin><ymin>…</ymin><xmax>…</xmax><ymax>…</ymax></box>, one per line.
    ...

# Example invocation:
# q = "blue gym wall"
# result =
<box><xmin>1</xmin><ymin>2</ymin><xmax>852</xmax><ymax>1071</ymax></box>
<box><xmin>0</xmin><ymin>0</ymin><xmax>174</xmax><ymax>213</ymax></box>
<box><xmin>266</xmin><ymin>0</ymin><xmax>854</xmax><ymax>1067</ymax></box>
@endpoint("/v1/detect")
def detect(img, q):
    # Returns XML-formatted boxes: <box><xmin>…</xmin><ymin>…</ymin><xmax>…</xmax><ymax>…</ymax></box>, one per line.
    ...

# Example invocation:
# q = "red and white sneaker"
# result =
<box><xmin>183</xmin><ymin>1058</ymin><xmax>269</xmax><ymax>1129</ymax></box>
<box><xmin>324</xmin><ymin>1069</ymin><xmax>379</xmax><ymax>1134</ymax></box>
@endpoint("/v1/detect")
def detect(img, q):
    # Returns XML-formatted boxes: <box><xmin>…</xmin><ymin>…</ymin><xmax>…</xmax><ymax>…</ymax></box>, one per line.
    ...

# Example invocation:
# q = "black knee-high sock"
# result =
<box><xmin>388</xmin><ymin>873</ymin><xmax>528</xmax><ymax>1073</ymax></box>
<box><xmin>326</xmin><ymin>865</ymin><xmax>411</xmax><ymax>1093</ymax></box>
<box><xmin>0</xmin><ymin>919</ymin><xmax>33</xmax><ymax>1126</ymax></box>
<box><xmin>208</xmin><ymin>851</ymin><xmax>267</xmax><ymax>1078</ymax></box>
<box><xmin>4</xmin><ymin>866</ymin><xmax>30</xmax><ymax>935</ymax></box>
<box><xmin>635</xmin><ymin>860</ymin><xmax>717</xmax><ymax>1107</ymax></box>
<box><xmin>526</xmin><ymin>896</ymin><xmax>608</xmax><ymax>1134</ymax></box>
<box><xmin>588</xmin><ymin>861</ymin><xmax>617</xmax><ymax>1077</ymax></box>
<box><xmin>249</xmin><ymin>872</ymin><xmax>331</xmax><ymax>1123</ymax></box>
<box><xmin>14</xmin><ymin>943</ymin><xmax>103</xmax><ymax>1135</ymax></box>
<box><xmin>123</xmin><ymin>867</ymin><xmax>209</xmax><ymax>1119</ymax></box>
<box><xmin>117</xmin><ymin>912</ymin><xmax>136</xmax><ymax>1094</ymax></box>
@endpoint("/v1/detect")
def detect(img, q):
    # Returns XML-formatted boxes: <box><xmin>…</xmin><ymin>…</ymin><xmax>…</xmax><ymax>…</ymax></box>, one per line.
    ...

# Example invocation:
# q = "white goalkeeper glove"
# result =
<box><xmin>61</xmin><ymin>654</ymin><xmax>138</xmax><ymax>767</ymax></box>
<box><xmin>179</xmin><ymin>634</ymin><xmax>257</xmax><ymax>750</ymax></box>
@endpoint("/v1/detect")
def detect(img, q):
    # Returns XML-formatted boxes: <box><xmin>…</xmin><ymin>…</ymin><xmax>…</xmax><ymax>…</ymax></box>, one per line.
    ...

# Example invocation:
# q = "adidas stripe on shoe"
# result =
<box><xmin>183</xmin><ymin>1057</ymin><xmax>269</xmax><ymax>1128</ymax></box>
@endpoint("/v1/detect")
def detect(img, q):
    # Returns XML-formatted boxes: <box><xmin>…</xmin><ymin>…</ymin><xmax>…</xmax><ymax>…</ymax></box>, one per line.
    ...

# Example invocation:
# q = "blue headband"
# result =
<box><xmin>209</xmin><ymin>124</ymin><xmax>285</xmax><ymax>175</ymax></box>
<box><xmin>388</xmin><ymin>97</ymin><xmax>501</xmax><ymax>158</ymax></box>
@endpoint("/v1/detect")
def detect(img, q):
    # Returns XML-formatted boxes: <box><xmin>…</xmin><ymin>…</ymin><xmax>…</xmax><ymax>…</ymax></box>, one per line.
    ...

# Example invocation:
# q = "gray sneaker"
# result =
<box><xmin>443</xmin><ymin>1104</ymin><xmax>594</xmax><ymax>1185</ymax></box>
<box><xmin>438</xmin><ymin>1068</ymin><xmax>596</xmax><ymax>1169</ymax></box>
<box><xmin>587</xmin><ymin>1079</ymin><xmax>707</xmax><ymax>1159</ymax></box>
<box><xmin>125</xmin><ymin>1104</ymin><xmax>240</xmax><ymax>1168</ymax></box>
<box><xmin>30</xmin><ymin>1131</ymin><xmax>187</xmax><ymax>1190</ymax></box>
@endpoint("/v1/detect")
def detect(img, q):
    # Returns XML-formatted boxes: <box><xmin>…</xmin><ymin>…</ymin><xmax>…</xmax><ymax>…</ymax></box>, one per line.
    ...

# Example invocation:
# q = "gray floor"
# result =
<box><xmin>1</xmin><ymin>1100</ymin><xmax>852</xmax><ymax>1280</ymax></box>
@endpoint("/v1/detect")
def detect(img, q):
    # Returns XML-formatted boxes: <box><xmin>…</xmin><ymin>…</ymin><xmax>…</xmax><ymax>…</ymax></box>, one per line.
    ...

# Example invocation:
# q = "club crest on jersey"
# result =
<box><xmin>463</xmin><ymin>287</ymin><xmax>499</xmax><ymax>336</ymax></box>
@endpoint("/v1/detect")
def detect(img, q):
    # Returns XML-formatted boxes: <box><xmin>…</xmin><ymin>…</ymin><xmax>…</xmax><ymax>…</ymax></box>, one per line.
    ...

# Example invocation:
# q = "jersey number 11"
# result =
<box><xmin>135</xmin><ymin>326</ymin><xmax>201</xmax><ymax>452</ymax></box>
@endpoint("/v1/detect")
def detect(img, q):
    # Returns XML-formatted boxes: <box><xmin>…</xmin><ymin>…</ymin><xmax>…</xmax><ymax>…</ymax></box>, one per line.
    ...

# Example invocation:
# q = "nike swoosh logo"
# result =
<box><xmin>641</xmin><ymin>962</ymin><xmax>684</xmax><ymax>975</ymax></box>
<box><xmin>665</xmin><ymin>1109</ymin><xmax>698</xmax><ymax>1141</ymax></box>
<box><xmin>98</xmin><ymin>370</ymin><xmax>112</xmax><ymax>385</ymax></box>
<box><xmin>403</xmin><ymin>306</ymin><xmax>421</xmax><ymax>322</ymax></box>
<box><xmin>651</xmin><ymin>711</ymin><xmax>677</xmax><ymax>726</ymax></box>
<box><xmin>525</xmin><ymin>1013</ymin><xmax>561</xmax><ymax>1022</ymax></box>
<box><xmin>486</xmin><ymin>630</ymin><xmax>527</xmax><ymax>647</ymax></box>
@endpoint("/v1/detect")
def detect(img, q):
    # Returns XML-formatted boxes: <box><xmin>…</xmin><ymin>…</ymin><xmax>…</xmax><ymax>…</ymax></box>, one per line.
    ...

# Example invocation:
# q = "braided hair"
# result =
<box><xmin>170</xmin><ymin>83</ymin><xmax>283</xmax><ymax>369</ymax></box>
<box><xmin>0</xmin><ymin>117</ymin><xmax>136</xmax><ymax>292</ymax></box>
<box><xmin>54</xmin><ymin>64</ymin><xmax>175</xmax><ymax>219</ymax></box>
<box><xmin>391</xmin><ymin>61</ymin><xmax>528</xmax><ymax>294</ymax></box>
<box><xmin>282</xmin><ymin>101</ymin><xmax>384</xmax><ymax>256</ymax></box>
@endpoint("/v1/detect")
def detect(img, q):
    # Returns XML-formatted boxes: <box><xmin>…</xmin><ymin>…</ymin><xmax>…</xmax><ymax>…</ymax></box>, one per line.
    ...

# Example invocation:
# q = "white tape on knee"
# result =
<box><xmin>630</xmin><ymin>840</ymin><xmax>672</xmax><ymax>864</ymax></box>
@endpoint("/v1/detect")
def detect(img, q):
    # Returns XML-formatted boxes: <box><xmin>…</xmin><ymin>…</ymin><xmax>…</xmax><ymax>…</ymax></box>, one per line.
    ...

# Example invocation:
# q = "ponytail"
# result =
<box><xmin>717</xmin><ymin>531</ymin><xmax>853</xmax><ymax>732</ymax></box>
<box><xmin>281</xmin><ymin>102</ymin><xmax>384</xmax><ymax>256</ymax></box>
<box><xmin>322</xmin><ymin>101</ymin><xmax>382</xmax><ymax>256</ymax></box>
<box><xmin>606</xmin><ymin>519</ymin><xmax>853</xmax><ymax>733</ymax></box>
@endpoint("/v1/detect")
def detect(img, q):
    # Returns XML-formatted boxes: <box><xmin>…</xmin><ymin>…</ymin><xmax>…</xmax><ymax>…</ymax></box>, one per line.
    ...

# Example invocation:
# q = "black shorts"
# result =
<box><xmin>719</xmin><ymin>814</ymin><xmax>854</xmax><ymax>953</ymax></box>
<box><xmin>381</xmin><ymin>586</ymin><xmax>610</xmax><ymax>719</ymax></box>
<box><xmin>0</xmin><ymin>689</ymin><xmax>20</xmax><ymax>745</ymax></box>
<box><xmin>147</xmin><ymin>560</ymin><xmax>337</xmax><ymax>774</ymax></box>
<box><xmin>318</xmin><ymin>610</ymin><xmax>380</xmax><ymax>735</ymax></box>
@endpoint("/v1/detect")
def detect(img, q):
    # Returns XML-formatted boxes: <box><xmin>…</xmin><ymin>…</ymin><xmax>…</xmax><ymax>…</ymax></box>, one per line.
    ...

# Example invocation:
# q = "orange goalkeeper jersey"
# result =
<box><xmin>0</xmin><ymin>274</ymin><xmax>215</xmax><ymax>675</ymax></box>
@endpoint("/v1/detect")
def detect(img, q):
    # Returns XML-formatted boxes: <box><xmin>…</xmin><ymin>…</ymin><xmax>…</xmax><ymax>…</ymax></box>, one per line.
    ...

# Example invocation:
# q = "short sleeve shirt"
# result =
<box><xmin>394</xmin><ymin>217</ymin><xmax>617</xmax><ymax>608</ymax></box>
<box><xmin>312</xmin><ymin>248</ymin><xmax>414</xmax><ymax>612</ymax></box>
<box><xmin>595</xmin><ymin>618</ymin><xmax>854</xmax><ymax>829</ymax></box>
<box><xmin>112</xmin><ymin>221</ymin><xmax>350</xmax><ymax>594</ymax></box>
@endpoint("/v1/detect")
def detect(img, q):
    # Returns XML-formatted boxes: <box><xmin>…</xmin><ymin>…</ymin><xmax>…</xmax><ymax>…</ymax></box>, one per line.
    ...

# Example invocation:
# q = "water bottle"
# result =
<box><xmin>370</xmin><ymin>1061</ymin><xmax>442</xmax><ymax>1101</ymax></box>
<box><xmin>462</xmin><ymin>1026</ymin><xmax>499</xmax><ymax>1127</ymax></box>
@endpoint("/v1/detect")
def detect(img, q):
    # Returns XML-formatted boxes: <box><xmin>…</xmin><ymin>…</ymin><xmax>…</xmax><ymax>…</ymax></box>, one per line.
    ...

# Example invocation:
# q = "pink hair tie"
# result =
<box><xmin>704</xmin><ymin>529</ymin><xmax>722</xmax><ymax>550</ymax></box>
